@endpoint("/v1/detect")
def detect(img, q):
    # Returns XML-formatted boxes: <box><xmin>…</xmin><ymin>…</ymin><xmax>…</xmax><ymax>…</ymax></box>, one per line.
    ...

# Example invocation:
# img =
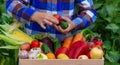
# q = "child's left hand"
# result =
<box><xmin>54</xmin><ymin>16</ymin><xmax>76</xmax><ymax>34</ymax></box>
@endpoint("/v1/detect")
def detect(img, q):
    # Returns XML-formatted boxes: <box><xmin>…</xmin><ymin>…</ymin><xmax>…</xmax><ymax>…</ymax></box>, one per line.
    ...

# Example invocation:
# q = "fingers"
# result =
<box><xmin>37</xmin><ymin>21</ymin><xmax>46</xmax><ymax>29</ymax></box>
<box><xmin>32</xmin><ymin>12</ymin><xmax>59</xmax><ymax>29</ymax></box>
<box><xmin>53</xmin><ymin>24</ymin><xmax>63</xmax><ymax>33</ymax></box>
<box><xmin>53</xmin><ymin>24</ymin><xmax>59</xmax><ymax>31</ymax></box>
<box><xmin>54</xmin><ymin>24</ymin><xmax>69</xmax><ymax>34</ymax></box>
<box><xmin>46</xmin><ymin>15</ymin><xmax>59</xmax><ymax>24</ymax></box>
<box><xmin>40</xmin><ymin>24</ymin><xmax>46</xmax><ymax>29</ymax></box>
<box><xmin>38</xmin><ymin>18</ymin><xmax>56</xmax><ymax>29</ymax></box>
<box><xmin>43</xmin><ymin>19</ymin><xmax>53</xmax><ymax>26</ymax></box>
<box><xmin>61</xmin><ymin>16</ymin><xmax>71</xmax><ymax>23</ymax></box>
<box><xmin>59</xmin><ymin>26</ymin><xmax>69</xmax><ymax>34</ymax></box>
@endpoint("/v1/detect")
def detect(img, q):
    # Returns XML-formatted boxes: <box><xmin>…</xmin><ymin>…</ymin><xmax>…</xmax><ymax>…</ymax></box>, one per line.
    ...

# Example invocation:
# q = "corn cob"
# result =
<box><xmin>0</xmin><ymin>23</ymin><xmax>33</xmax><ymax>45</ymax></box>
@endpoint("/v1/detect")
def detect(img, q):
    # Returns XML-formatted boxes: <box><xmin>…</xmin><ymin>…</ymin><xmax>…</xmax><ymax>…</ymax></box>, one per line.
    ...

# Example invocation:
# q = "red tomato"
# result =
<box><xmin>53</xmin><ymin>14</ymin><xmax>60</xmax><ymax>23</ymax></box>
<box><xmin>91</xmin><ymin>41</ymin><xmax>103</xmax><ymax>48</ymax></box>
<box><xmin>95</xmin><ymin>41</ymin><xmax>103</xmax><ymax>47</ymax></box>
<box><xmin>30</xmin><ymin>40</ymin><xmax>40</xmax><ymax>48</ymax></box>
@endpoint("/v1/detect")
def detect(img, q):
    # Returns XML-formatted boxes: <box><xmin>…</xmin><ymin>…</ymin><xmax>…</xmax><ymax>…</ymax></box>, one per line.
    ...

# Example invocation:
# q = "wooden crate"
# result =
<box><xmin>19</xmin><ymin>59</ymin><xmax>104</xmax><ymax>65</ymax></box>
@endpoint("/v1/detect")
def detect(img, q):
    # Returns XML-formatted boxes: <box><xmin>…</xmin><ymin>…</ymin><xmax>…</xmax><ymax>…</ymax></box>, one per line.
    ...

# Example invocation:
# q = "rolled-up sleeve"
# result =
<box><xmin>72</xmin><ymin>0</ymin><xmax>97</xmax><ymax>29</ymax></box>
<box><xmin>6</xmin><ymin>0</ymin><xmax>36</xmax><ymax>22</ymax></box>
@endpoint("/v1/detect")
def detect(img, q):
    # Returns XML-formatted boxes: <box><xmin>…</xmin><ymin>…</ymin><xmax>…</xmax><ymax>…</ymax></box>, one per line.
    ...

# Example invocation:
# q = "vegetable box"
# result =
<box><xmin>18</xmin><ymin>29</ymin><xmax>104</xmax><ymax>65</ymax></box>
<box><xmin>19</xmin><ymin>59</ymin><xmax>104</xmax><ymax>65</ymax></box>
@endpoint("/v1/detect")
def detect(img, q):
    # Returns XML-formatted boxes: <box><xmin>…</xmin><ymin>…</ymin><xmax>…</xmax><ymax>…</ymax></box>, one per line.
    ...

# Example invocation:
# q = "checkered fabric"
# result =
<box><xmin>6</xmin><ymin>0</ymin><xmax>97</xmax><ymax>41</ymax></box>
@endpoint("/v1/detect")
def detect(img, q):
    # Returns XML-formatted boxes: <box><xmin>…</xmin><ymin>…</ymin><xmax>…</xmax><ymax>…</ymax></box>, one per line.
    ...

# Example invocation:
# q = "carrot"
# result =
<box><xmin>62</xmin><ymin>36</ymin><xmax>73</xmax><ymax>49</ymax></box>
<box><xmin>46</xmin><ymin>52</ymin><xmax>56</xmax><ymax>59</ymax></box>
<box><xmin>71</xmin><ymin>33</ymin><xmax>84</xmax><ymax>45</ymax></box>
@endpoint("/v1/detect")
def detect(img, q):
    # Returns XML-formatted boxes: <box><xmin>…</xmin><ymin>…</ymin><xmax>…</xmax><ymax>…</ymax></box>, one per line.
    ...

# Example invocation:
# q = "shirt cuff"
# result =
<box><xmin>72</xmin><ymin>16</ymin><xmax>89</xmax><ymax>29</ymax></box>
<box><xmin>72</xmin><ymin>17</ymin><xmax>82</xmax><ymax>26</ymax></box>
<box><xmin>17</xmin><ymin>6</ymin><xmax>36</xmax><ymax>22</ymax></box>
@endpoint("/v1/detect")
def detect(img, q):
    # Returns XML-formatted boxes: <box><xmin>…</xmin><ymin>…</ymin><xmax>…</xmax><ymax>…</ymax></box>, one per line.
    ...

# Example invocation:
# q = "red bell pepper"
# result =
<box><xmin>67</xmin><ymin>41</ymin><xmax>84</xmax><ymax>59</ymax></box>
<box><xmin>67</xmin><ymin>41</ymin><xmax>89</xmax><ymax>59</ymax></box>
<box><xmin>72</xmin><ymin>41</ymin><xmax>89</xmax><ymax>59</ymax></box>
<box><xmin>55</xmin><ymin>47</ymin><xmax>68</xmax><ymax>58</ymax></box>
<box><xmin>86</xmin><ymin>51</ymin><xmax>91</xmax><ymax>59</ymax></box>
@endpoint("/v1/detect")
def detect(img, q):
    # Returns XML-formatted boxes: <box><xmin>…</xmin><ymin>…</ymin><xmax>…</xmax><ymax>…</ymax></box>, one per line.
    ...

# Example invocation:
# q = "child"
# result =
<box><xmin>6</xmin><ymin>0</ymin><xmax>97</xmax><ymax>41</ymax></box>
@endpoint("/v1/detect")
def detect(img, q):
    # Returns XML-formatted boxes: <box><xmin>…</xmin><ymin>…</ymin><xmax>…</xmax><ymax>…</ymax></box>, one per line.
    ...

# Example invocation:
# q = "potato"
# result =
<box><xmin>20</xmin><ymin>43</ymin><xmax>30</xmax><ymax>51</ymax></box>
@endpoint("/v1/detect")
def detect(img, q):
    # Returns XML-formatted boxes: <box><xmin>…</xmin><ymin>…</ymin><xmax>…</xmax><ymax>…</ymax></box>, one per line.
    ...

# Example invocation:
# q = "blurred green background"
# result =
<box><xmin>0</xmin><ymin>0</ymin><xmax>120</xmax><ymax>65</ymax></box>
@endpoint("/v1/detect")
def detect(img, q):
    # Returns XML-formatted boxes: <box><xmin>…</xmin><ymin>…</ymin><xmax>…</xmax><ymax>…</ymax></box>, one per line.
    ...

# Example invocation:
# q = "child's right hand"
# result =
<box><xmin>31</xmin><ymin>12</ymin><xmax>58</xmax><ymax>29</ymax></box>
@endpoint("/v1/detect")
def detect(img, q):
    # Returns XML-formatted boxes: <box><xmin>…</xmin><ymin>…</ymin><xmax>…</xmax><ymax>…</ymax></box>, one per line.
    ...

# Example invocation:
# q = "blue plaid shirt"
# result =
<box><xmin>6</xmin><ymin>0</ymin><xmax>97</xmax><ymax>41</ymax></box>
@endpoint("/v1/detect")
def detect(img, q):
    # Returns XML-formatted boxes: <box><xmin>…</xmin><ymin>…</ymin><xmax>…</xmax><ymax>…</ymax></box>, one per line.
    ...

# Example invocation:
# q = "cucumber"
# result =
<box><xmin>41</xmin><ymin>43</ymin><xmax>51</xmax><ymax>54</ymax></box>
<box><xmin>47</xmin><ymin>36</ymin><xmax>61</xmax><ymax>54</ymax></box>
<box><xmin>60</xmin><ymin>21</ymin><xmax>68</xmax><ymax>29</ymax></box>
<box><xmin>54</xmin><ymin>42</ymin><xmax>61</xmax><ymax>53</ymax></box>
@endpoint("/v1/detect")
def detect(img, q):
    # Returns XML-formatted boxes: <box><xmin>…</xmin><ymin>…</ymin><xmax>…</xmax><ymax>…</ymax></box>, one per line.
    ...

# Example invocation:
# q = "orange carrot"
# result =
<box><xmin>72</xmin><ymin>33</ymin><xmax>84</xmax><ymax>44</ymax></box>
<box><xmin>46</xmin><ymin>52</ymin><xmax>56</xmax><ymax>59</ymax></box>
<box><xmin>62</xmin><ymin>36</ymin><xmax>73</xmax><ymax>49</ymax></box>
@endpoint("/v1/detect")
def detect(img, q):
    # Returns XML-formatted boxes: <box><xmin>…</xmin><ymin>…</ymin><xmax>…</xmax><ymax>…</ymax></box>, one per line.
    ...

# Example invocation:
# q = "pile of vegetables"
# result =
<box><xmin>0</xmin><ymin>0</ymin><xmax>120</xmax><ymax>65</ymax></box>
<box><xmin>19</xmin><ymin>33</ymin><xmax>61</xmax><ymax>59</ymax></box>
<box><xmin>55</xmin><ymin>29</ymin><xmax>104</xmax><ymax>59</ymax></box>
<box><xmin>18</xmin><ymin>29</ymin><xmax>104</xmax><ymax>60</ymax></box>
<box><xmin>0</xmin><ymin>17</ymin><xmax>104</xmax><ymax>65</ymax></box>
<box><xmin>0</xmin><ymin>21</ymin><xmax>61</xmax><ymax>60</ymax></box>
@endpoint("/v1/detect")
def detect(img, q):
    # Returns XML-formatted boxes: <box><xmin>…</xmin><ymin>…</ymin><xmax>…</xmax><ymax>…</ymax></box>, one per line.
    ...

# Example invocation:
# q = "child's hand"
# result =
<box><xmin>31</xmin><ymin>12</ymin><xmax>58</xmax><ymax>29</ymax></box>
<box><xmin>54</xmin><ymin>16</ymin><xmax>76</xmax><ymax>34</ymax></box>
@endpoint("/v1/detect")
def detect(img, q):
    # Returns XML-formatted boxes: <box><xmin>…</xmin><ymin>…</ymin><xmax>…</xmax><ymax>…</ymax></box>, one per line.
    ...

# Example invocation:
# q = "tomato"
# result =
<box><xmin>30</xmin><ymin>40</ymin><xmax>40</xmax><ymax>48</ymax></box>
<box><xmin>53</xmin><ymin>14</ymin><xmax>60</xmax><ymax>23</ymax></box>
<box><xmin>94</xmin><ymin>41</ymin><xmax>103</xmax><ymax>47</ymax></box>
<box><xmin>91</xmin><ymin>40</ymin><xmax>103</xmax><ymax>48</ymax></box>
